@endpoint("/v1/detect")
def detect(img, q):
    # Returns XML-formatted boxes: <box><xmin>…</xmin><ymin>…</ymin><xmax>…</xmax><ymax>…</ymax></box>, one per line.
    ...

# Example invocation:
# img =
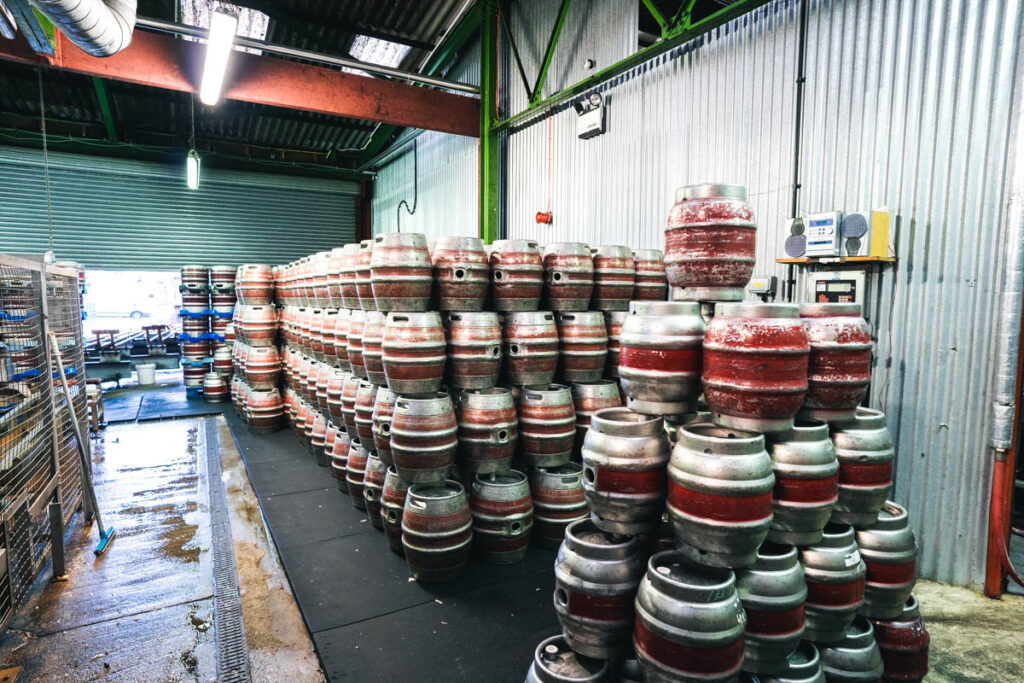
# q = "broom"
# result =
<box><xmin>48</xmin><ymin>330</ymin><xmax>115</xmax><ymax>555</ymax></box>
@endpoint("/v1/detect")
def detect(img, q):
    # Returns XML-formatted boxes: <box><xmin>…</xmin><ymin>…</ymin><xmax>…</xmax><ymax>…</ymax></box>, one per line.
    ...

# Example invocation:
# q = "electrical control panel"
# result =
<box><xmin>748</xmin><ymin>277</ymin><xmax>777</xmax><ymax>295</ymax></box>
<box><xmin>804</xmin><ymin>211</ymin><xmax>843</xmax><ymax>257</ymax></box>
<box><xmin>806</xmin><ymin>270</ymin><xmax>866</xmax><ymax>305</ymax></box>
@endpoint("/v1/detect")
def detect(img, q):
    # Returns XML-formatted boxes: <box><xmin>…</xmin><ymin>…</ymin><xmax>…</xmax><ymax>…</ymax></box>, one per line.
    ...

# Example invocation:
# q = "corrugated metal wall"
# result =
<box><xmin>504</xmin><ymin>0</ymin><xmax>799</xmax><ymax>274</ymax></box>
<box><xmin>371</xmin><ymin>43</ymin><xmax>481</xmax><ymax>240</ymax></box>
<box><xmin>501</xmin><ymin>0</ymin><xmax>1024</xmax><ymax>588</ymax></box>
<box><xmin>796</xmin><ymin>0</ymin><xmax>1024</xmax><ymax>588</ymax></box>
<box><xmin>0</xmin><ymin>146</ymin><xmax>359</xmax><ymax>270</ymax></box>
<box><xmin>501</xmin><ymin>0</ymin><xmax>637</xmax><ymax>116</ymax></box>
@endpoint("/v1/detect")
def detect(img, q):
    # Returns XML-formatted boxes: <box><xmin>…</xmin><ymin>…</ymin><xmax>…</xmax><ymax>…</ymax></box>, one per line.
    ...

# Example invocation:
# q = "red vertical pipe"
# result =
<box><xmin>985</xmin><ymin>287</ymin><xmax>1024</xmax><ymax>597</ymax></box>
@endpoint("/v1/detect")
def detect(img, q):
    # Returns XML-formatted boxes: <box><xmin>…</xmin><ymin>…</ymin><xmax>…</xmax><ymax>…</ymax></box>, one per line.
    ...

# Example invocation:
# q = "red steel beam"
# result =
<box><xmin>0</xmin><ymin>30</ymin><xmax>479</xmax><ymax>137</ymax></box>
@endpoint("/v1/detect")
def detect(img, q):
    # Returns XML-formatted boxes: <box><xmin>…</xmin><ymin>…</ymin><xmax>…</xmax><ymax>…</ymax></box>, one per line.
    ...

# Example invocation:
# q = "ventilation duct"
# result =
<box><xmin>31</xmin><ymin>0</ymin><xmax>136</xmax><ymax>57</ymax></box>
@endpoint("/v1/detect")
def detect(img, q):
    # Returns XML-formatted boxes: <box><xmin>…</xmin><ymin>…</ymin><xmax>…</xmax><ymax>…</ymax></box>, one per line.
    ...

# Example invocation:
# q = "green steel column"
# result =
<box><xmin>479</xmin><ymin>0</ymin><xmax>499</xmax><ymax>244</ymax></box>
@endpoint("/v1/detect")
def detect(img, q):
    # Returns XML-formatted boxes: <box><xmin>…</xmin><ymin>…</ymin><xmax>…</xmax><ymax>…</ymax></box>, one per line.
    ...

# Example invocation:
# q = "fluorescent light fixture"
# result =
<box><xmin>199</xmin><ymin>10</ymin><xmax>238</xmax><ymax>105</ymax></box>
<box><xmin>186</xmin><ymin>150</ymin><xmax>201</xmax><ymax>190</ymax></box>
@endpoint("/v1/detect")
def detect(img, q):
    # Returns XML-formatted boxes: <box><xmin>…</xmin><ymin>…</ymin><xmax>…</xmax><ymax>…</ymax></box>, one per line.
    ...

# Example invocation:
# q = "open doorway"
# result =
<box><xmin>83</xmin><ymin>271</ymin><xmax>183</xmax><ymax>389</ymax></box>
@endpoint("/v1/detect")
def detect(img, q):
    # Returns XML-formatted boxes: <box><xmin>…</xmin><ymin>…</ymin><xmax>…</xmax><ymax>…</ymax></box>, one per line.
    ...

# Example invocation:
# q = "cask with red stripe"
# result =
<box><xmin>360</xmin><ymin>310</ymin><xmax>387</xmax><ymax>385</ymax></box>
<box><xmin>554</xmin><ymin>519</ymin><xmax>644</xmax><ymax>659</ymax></box>
<box><xmin>530</xmin><ymin>464</ymin><xmax>590</xmax><ymax>550</ymax></box>
<box><xmin>664</xmin><ymin>183</ymin><xmax>756</xmax><ymax>302</ymax></box>
<box><xmin>590</xmin><ymin>245</ymin><xmax>635</xmax><ymax>312</ymax></box>
<box><xmin>456</xmin><ymin>388</ymin><xmax>518</xmax><ymax>474</ymax></box>
<box><xmin>870</xmin><ymin>595</ymin><xmax>929</xmax><ymax>683</ymax></box>
<box><xmin>618</xmin><ymin>301</ymin><xmax>705</xmax><ymax>417</ymax></box>
<box><xmin>363</xmin><ymin>453</ymin><xmax>388</xmax><ymax>531</ymax></box>
<box><xmin>703</xmin><ymin>303</ymin><xmax>810</xmax><ymax>434</ymax></box>
<box><xmin>856</xmin><ymin>502</ymin><xmax>918</xmax><ymax>619</ymax></box>
<box><xmin>765</xmin><ymin>420</ymin><xmax>840</xmax><ymax>545</ymax></box>
<box><xmin>556</xmin><ymin>311</ymin><xmax>608</xmax><ymax>382</ymax></box>
<box><xmin>502</xmin><ymin>311</ymin><xmax>559</xmax><ymax>386</ymax></box>
<box><xmin>402</xmin><ymin>480</ymin><xmax>473</xmax><ymax>582</ymax></box>
<box><xmin>390</xmin><ymin>393</ymin><xmax>458</xmax><ymax>484</ymax></box>
<box><xmin>830</xmin><ymin>408</ymin><xmax>895</xmax><ymax>527</ymax></box>
<box><xmin>570</xmin><ymin>381</ymin><xmax>622</xmax><ymax>456</ymax></box>
<box><xmin>631</xmin><ymin>249</ymin><xmax>667</xmax><ymax>301</ymax></box>
<box><xmin>354</xmin><ymin>238</ymin><xmax>375</xmax><ymax>311</ymax></box>
<box><xmin>518</xmin><ymin>384</ymin><xmax>576</xmax><ymax>468</ymax></box>
<box><xmin>354</xmin><ymin>380</ymin><xmax>378</xmax><ymax>445</ymax></box>
<box><xmin>800</xmin><ymin>523</ymin><xmax>867</xmax><ymax>643</ymax></box>
<box><xmin>347</xmin><ymin>309</ymin><xmax>366</xmax><ymax>379</ymax></box>
<box><xmin>581</xmin><ymin>407</ymin><xmax>670</xmax><ymax>536</ymax></box>
<box><xmin>819</xmin><ymin>616</ymin><xmax>885</xmax><ymax>681</ymax></box>
<box><xmin>371</xmin><ymin>387</ymin><xmax>397</xmax><ymax>466</ymax></box>
<box><xmin>445</xmin><ymin>311</ymin><xmax>502</xmax><ymax>389</ymax></box>
<box><xmin>432</xmin><ymin>236</ymin><xmax>489</xmax><ymax>311</ymax></box>
<box><xmin>469</xmin><ymin>470</ymin><xmax>533</xmax><ymax>564</ymax></box>
<box><xmin>382</xmin><ymin>311</ymin><xmax>446</xmax><ymax>395</ymax></box>
<box><xmin>634</xmin><ymin>551</ymin><xmax>746</xmax><ymax>682</ymax></box>
<box><xmin>489</xmin><ymin>239</ymin><xmax>543</xmax><ymax>312</ymax></box>
<box><xmin>381</xmin><ymin>467</ymin><xmax>410</xmax><ymax>554</ymax></box>
<box><xmin>736</xmin><ymin>543</ymin><xmax>807</xmax><ymax>674</ymax></box>
<box><xmin>337</xmin><ymin>243</ymin><xmax>360</xmax><ymax>309</ymax></box>
<box><xmin>371</xmin><ymin>232</ymin><xmax>433</xmax><ymax>312</ymax></box>
<box><xmin>799</xmin><ymin>303</ymin><xmax>872</xmax><ymax>423</ymax></box>
<box><xmin>345</xmin><ymin>438</ymin><xmax>370</xmax><ymax>510</ymax></box>
<box><xmin>667</xmin><ymin>421</ymin><xmax>775</xmax><ymax>568</ymax></box>
<box><xmin>544</xmin><ymin>242</ymin><xmax>595</xmax><ymax>311</ymax></box>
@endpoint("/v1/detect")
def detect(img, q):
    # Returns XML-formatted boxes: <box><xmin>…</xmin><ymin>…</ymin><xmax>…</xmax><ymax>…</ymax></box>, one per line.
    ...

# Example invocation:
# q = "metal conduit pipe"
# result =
<box><xmin>985</xmin><ymin>48</ymin><xmax>1024</xmax><ymax>595</ymax></box>
<box><xmin>134</xmin><ymin>16</ymin><xmax>480</xmax><ymax>95</ymax></box>
<box><xmin>33</xmin><ymin>0</ymin><xmax>137</xmax><ymax>57</ymax></box>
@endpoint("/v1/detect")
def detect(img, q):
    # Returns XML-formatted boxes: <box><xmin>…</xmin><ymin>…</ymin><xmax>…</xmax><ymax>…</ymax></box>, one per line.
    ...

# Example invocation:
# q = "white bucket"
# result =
<box><xmin>137</xmin><ymin>363</ymin><xmax>157</xmax><ymax>386</ymax></box>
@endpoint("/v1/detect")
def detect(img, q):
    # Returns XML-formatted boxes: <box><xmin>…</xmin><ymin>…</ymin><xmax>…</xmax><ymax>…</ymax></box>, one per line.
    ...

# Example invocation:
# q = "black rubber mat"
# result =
<box><xmin>223</xmin><ymin>408</ymin><xmax>562</xmax><ymax>681</ymax></box>
<box><xmin>313</xmin><ymin>569</ymin><xmax>555</xmax><ymax>683</ymax></box>
<box><xmin>244</xmin><ymin>457</ymin><xmax>333</xmax><ymax>498</ymax></box>
<box><xmin>260</xmin><ymin>487</ymin><xmax>369</xmax><ymax>550</ymax></box>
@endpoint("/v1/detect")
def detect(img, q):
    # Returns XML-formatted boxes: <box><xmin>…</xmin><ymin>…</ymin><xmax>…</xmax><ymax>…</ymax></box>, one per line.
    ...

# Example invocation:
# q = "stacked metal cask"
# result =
<box><xmin>179</xmin><ymin>265</ymin><xmax>213</xmax><ymax>397</ymax></box>
<box><xmin>228</xmin><ymin>264</ymin><xmax>285</xmax><ymax>431</ymax></box>
<box><xmin>267</xmin><ymin>236</ymin><xmax>670</xmax><ymax>585</ymax></box>
<box><xmin>526</xmin><ymin>184</ymin><xmax>929</xmax><ymax>683</ymax></box>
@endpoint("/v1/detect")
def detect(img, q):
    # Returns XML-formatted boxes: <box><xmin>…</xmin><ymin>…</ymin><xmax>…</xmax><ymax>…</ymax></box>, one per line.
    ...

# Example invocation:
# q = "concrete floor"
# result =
<box><xmin>916</xmin><ymin>581</ymin><xmax>1024</xmax><ymax>682</ymax></box>
<box><xmin>0</xmin><ymin>417</ymin><xmax>323</xmax><ymax>682</ymax></box>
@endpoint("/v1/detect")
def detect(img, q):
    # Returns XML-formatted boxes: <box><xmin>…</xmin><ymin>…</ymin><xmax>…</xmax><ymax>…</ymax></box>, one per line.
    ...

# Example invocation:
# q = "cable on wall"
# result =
<box><xmin>37</xmin><ymin>68</ymin><xmax>54</xmax><ymax>249</ymax></box>
<box><xmin>396</xmin><ymin>139</ymin><xmax>418</xmax><ymax>232</ymax></box>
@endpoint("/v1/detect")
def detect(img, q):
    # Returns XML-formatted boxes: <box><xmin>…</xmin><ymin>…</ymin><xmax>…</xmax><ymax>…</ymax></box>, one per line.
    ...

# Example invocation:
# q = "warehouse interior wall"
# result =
<box><xmin>371</xmin><ymin>43</ymin><xmax>481</xmax><ymax>241</ymax></box>
<box><xmin>402</xmin><ymin>0</ymin><xmax>1022</xmax><ymax>589</ymax></box>
<box><xmin>0</xmin><ymin>146</ymin><xmax>359</xmax><ymax>269</ymax></box>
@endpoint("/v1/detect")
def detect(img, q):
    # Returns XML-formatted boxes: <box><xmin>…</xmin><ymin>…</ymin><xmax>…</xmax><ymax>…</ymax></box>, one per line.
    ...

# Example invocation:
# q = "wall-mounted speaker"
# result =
<box><xmin>840</xmin><ymin>212</ymin><xmax>871</xmax><ymax>256</ymax></box>
<box><xmin>783</xmin><ymin>218</ymin><xmax>806</xmax><ymax>257</ymax></box>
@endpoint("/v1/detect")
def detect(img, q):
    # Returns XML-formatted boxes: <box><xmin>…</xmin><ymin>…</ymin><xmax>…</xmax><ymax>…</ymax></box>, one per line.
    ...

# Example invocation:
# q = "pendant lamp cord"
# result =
<box><xmin>38</xmin><ymin>68</ymin><xmax>54</xmax><ymax>249</ymax></box>
<box><xmin>189</xmin><ymin>93</ymin><xmax>196</xmax><ymax>151</ymax></box>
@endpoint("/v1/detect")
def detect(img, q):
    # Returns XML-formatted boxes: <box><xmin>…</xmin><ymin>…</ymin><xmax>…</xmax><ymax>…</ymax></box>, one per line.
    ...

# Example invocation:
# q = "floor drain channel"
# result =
<box><xmin>205</xmin><ymin>418</ymin><xmax>252</xmax><ymax>683</ymax></box>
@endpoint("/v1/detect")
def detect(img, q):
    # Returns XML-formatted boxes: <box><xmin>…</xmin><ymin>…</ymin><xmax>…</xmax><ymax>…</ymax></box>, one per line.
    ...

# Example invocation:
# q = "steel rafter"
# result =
<box><xmin>0</xmin><ymin>30</ymin><xmax>480</xmax><ymax>137</ymax></box>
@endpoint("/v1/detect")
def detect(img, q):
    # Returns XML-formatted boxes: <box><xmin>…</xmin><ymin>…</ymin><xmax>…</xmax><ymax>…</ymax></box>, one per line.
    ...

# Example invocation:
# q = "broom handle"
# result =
<box><xmin>47</xmin><ymin>331</ymin><xmax>105</xmax><ymax>534</ymax></box>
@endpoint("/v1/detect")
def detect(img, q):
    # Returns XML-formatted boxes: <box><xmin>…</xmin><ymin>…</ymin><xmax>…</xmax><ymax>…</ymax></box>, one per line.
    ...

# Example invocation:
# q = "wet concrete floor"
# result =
<box><xmin>0</xmin><ymin>417</ymin><xmax>322</xmax><ymax>682</ymax></box>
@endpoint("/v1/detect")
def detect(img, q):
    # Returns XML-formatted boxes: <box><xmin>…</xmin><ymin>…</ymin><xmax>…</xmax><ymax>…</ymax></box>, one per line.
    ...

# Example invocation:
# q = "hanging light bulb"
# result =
<box><xmin>186</xmin><ymin>150</ymin><xmax>201</xmax><ymax>190</ymax></box>
<box><xmin>200</xmin><ymin>11</ymin><xmax>239</xmax><ymax>106</ymax></box>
